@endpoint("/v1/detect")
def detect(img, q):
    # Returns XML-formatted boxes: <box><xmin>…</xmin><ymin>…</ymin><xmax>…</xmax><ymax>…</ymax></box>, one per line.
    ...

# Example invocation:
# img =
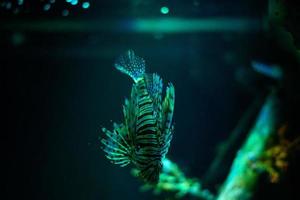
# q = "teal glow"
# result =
<box><xmin>71</xmin><ymin>0</ymin><xmax>78</xmax><ymax>5</ymax></box>
<box><xmin>43</xmin><ymin>4</ymin><xmax>51</xmax><ymax>11</ymax></box>
<box><xmin>162</xmin><ymin>158</ymin><xmax>172</xmax><ymax>171</ymax></box>
<box><xmin>13</xmin><ymin>8</ymin><xmax>20</xmax><ymax>14</ymax></box>
<box><xmin>217</xmin><ymin>95</ymin><xmax>277</xmax><ymax>200</ymax></box>
<box><xmin>11</xmin><ymin>32</ymin><xmax>25</xmax><ymax>46</ymax></box>
<box><xmin>132</xmin><ymin>18</ymin><xmax>260</xmax><ymax>33</ymax></box>
<box><xmin>160</xmin><ymin>6</ymin><xmax>169</xmax><ymax>14</ymax></box>
<box><xmin>252</xmin><ymin>61</ymin><xmax>282</xmax><ymax>80</ymax></box>
<box><xmin>82</xmin><ymin>2</ymin><xmax>90</xmax><ymax>9</ymax></box>
<box><xmin>6</xmin><ymin>2</ymin><xmax>12</xmax><ymax>9</ymax></box>
<box><xmin>66</xmin><ymin>0</ymin><xmax>72</xmax><ymax>2</ymax></box>
<box><xmin>62</xmin><ymin>9</ymin><xmax>69</xmax><ymax>16</ymax></box>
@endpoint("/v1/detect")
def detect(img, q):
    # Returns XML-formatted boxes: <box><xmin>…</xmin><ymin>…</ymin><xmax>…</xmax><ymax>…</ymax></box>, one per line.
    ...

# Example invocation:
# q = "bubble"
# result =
<box><xmin>18</xmin><ymin>0</ymin><xmax>24</xmax><ymax>5</ymax></box>
<box><xmin>11</xmin><ymin>32</ymin><xmax>25</xmax><ymax>46</ymax></box>
<box><xmin>43</xmin><ymin>4</ymin><xmax>51</xmax><ymax>11</ymax></box>
<box><xmin>82</xmin><ymin>2</ymin><xmax>90</xmax><ymax>9</ymax></box>
<box><xmin>62</xmin><ymin>9</ymin><xmax>69</xmax><ymax>16</ymax></box>
<box><xmin>71</xmin><ymin>0</ymin><xmax>78</xmax><ymax>5</ymax></box>
<box><xmin>160</xmin><ymin>6</ymin><xmax>169</xmax><ymax>14</ymax></box>
<box><xmin>6</xmin><ymin>2</ymin><xmax>12</xmax><ymax>10</ymax></box>
<box><xmin>193</xmin><ymin>0</ymin><xmax>200</xmax><ymax>7</ymax></box>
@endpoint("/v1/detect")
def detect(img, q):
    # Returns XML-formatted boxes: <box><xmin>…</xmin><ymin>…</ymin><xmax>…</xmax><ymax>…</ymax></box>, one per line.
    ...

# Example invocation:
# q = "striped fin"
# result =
<box><xmin>162</xmin><ymin>83</ymin><xmax>175</xmax><ymax>132</ymax></box>
<box><xmin>159</xmin><ymin>83</ymin><xmax>175</xmax><ymax>154</ymax></box>
<box><xmin>101</xmin><ymin>123</ymin><xmax>132</xmax><ymax>167</ymax></box>
<box><xmin>123</xmin><ymin>84</ymin><xmax>139</xmax><ymax>141</ymax></box>
<box><xmin>145</xmin><ymin>73</ymin><xmax>163</xmax><ymax>121</ymax></box>
<box><xmin>145</xmin><ymin>73</ymin><xmax>163</xmax><ymax>105</ymax></box>
<box><xmin>114</xmin><ymin>50</ymin><xmax>146</xmax><ymax>83</ymax></box>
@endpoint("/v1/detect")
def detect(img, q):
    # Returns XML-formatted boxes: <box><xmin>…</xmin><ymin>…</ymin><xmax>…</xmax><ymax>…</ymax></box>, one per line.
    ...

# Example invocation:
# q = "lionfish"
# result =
<box><xmin>101</xmin><ymin>50</ymin><xmax>175</xmax><ymax>184</ymax></box>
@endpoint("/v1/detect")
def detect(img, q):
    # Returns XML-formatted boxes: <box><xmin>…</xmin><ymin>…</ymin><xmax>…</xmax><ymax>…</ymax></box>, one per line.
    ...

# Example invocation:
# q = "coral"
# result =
<box><xmin>217</xmin><ymin>94</ymin><xmax>279</xmax><ymax>200</ymax></box>
<box><xmin>129</xmin><ymin>93</ymin><xmax>290</xmax><ymax>200</ymax></box>
<box><xmin>132</xmin><ymin>158</ymin><xmax>214</xmax><ymax>200</ymax></box>
<box><xmin>248</xmin><ymin>124</ymin><xmax>300</xmax><ymax>183</ymax></box>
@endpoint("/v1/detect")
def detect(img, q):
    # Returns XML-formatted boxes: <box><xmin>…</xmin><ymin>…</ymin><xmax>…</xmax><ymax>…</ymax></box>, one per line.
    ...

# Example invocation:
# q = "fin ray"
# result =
<box><xmin>101</xmin><ymin>123</ymin><xmax>132</xmax><ymax>166</ymax></box>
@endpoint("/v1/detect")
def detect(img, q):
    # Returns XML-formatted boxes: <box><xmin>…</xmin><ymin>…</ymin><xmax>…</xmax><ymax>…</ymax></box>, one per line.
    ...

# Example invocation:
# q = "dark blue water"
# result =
<box><xmin>2</xmin><ymin>1</ymin><xmax>299</xmax><ymax>200</ymax></box>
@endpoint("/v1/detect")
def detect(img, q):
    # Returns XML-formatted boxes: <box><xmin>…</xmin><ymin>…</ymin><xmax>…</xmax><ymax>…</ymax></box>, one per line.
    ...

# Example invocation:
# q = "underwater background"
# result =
<box><xmin>2</xmin><ymin>1</ymin><xmax>299</xmax><ymax>200</ymax></box>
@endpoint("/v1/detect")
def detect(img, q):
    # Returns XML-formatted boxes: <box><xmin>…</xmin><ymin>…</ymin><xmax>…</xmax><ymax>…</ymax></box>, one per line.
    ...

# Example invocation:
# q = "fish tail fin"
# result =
<box><xmin>114</xmin><ymin>50</ymin><xmax>146</xmax><ymax>82</ymax></box>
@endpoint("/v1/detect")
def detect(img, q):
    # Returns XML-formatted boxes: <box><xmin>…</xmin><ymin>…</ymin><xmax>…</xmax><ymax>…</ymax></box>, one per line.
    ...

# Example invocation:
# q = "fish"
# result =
<box><xmin>101</xmin><ymin>50</ymin><xmax>175</xmax><ymax>184</ymax></box>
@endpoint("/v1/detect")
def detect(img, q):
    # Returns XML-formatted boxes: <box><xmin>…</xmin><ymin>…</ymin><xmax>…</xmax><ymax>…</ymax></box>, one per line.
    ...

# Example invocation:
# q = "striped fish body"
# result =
<box><xmin>133</xmin><ymin>77</ymin><xmax>163</xmax><ymax>184</ymax></box>
<box><xmin>101</xmin><ymin>50</ymin><xmax>175</xmax><ymax>184</ymax></box>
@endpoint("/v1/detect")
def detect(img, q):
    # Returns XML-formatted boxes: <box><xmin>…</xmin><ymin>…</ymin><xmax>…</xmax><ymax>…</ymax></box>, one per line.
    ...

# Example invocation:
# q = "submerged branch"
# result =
<box><xmin>131</xmin><ymin>92</ymin><xmax>281</xmax><ymax>200</ymax></box>
<box><xmin>203</xmin><ymin>93</ymin><xmax>266</xmax><ymax>184</ymax></box>
<box><xmin>217</xmin><ymin>92</ymin><xmax>279</xmax><ymax>200</ymax></box>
